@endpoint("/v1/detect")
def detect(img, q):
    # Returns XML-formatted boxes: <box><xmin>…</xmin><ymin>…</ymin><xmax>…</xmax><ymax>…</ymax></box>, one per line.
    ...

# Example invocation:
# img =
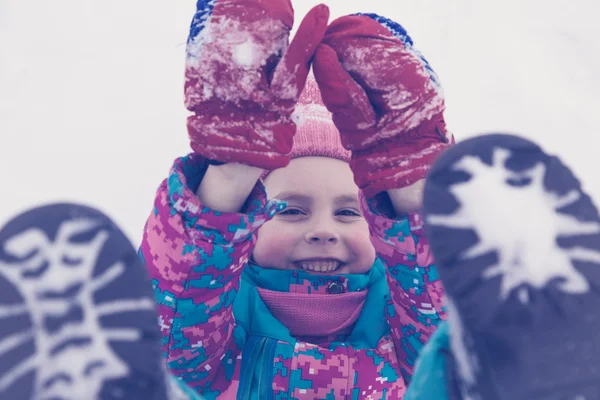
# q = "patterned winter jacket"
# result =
<box><xmin>140</xmin><ymin>154</ymin><xmax>447</xmax><ymax>399</ymax></box>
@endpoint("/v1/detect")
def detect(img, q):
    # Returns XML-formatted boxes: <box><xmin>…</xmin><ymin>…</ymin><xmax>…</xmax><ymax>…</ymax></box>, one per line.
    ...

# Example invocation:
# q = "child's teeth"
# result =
<box><xmin>300</xmin><ymin>261</ymin><xmax>340</xmax><ymax>272</ymax></box>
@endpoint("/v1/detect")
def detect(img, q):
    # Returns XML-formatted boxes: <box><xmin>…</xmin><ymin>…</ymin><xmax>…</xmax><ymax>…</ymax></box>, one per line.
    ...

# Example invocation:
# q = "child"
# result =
<box><xmin>2</xmin><ymin>139</ymin><xmax>597</xmax><ymax>400</ymax></box>
<box><xmin>405</xmin><ymin>134</ymin><xmax>600</xmax><ymax>400</ymax></box>
<box><xmin>1</xmin><ymin>141</ymin><xmax>596</xmax><ymax>400</ymax></box>
<box><xmin>141</xmin><ymin>1</ymin><xmax>452</xmax><ymax>398</ymax></box>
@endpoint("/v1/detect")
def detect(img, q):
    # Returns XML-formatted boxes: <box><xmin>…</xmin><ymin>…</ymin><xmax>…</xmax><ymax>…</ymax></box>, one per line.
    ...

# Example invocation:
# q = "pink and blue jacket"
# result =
<box><xmin>140</xmin><ymin>154</ymin><xmax>447</xmax><ymax>399</ymax></box>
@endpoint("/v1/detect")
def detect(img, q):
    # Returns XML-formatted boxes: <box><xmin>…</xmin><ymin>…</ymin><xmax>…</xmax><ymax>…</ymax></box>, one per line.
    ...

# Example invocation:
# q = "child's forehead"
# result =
<box><xmin>264</xmin><ymin>156</ymin><xmax>358</xmax><ymax>197</ymax></box>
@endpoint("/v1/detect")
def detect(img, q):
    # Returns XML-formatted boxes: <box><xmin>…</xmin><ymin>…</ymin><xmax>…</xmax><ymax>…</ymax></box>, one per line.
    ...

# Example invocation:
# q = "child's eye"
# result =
<box><xmin>336</xmin><ymin>209</ymin><xmax>362</xmax><ymax>217</ymax></box>
<box><xmin>278</xmin><ymin>208</ymin><xmax>305</xmax><ymax>216</ymax></box>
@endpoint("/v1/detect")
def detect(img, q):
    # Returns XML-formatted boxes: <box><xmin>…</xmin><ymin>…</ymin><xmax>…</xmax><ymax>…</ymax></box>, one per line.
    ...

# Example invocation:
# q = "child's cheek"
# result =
<box><xmin>347</xmin><ymin>222</ymin><xmax>376</xmax><ymax>262</ymax></box>
<box><xmin>254</xmin><ymin>221</ymin><xmax>298</xmax><ymax>259</ymax></box>
<box><xmin>352</xmin><ymin>220</ymin><xmax>372</xmax><ymax>243</ymax></box>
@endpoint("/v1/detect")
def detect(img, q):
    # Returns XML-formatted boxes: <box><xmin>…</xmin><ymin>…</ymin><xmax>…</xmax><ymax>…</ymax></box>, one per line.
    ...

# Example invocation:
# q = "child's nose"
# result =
<box><xmin>305</xmin><ymin>229</ymin><xmax>340</xmax><ymax>244</ymax></box>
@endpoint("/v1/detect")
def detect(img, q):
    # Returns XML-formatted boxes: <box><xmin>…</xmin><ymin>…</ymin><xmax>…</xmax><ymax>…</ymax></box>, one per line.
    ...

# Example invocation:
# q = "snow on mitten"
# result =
<box><xmin>313</xmin><ymin>13</ymin><xmax>453</xmax><ymax>197</ymax></box>
<box><xmin>185</xmin><ymin>0</ymin><xmax>329</xmax><ymax>169</ymax></box>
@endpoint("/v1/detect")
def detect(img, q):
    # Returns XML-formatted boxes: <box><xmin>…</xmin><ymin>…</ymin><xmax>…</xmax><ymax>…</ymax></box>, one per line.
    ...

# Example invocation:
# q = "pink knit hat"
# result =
<box><xmin>289</xmin><ymin>77</ymin><xmax>351</xmax><ymax>162</ymax></box>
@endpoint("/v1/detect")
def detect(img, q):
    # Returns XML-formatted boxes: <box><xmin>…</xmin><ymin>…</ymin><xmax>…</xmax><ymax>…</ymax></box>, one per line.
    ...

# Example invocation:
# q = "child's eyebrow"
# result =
<box><xmin>273</xmin><ymin>192</ymin><xmax>312</xmax><ymax>203</ymax></box>
<box><xmin>334</xmin><ymin>194</ymin><xmax>361</xmax><ymax>206</ymax></box>
<box><xmin>274</xmin><ymin>192</ymin><xmax>359</xmax><ymax>205</ymax></box>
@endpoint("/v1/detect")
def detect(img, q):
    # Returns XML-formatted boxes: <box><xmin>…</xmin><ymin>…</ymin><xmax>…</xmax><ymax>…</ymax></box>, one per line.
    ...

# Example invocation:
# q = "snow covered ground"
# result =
<box><xmin>1</xmin><ymin>0</ymin><xmax>599</xmax><ymax>242</ymax></box>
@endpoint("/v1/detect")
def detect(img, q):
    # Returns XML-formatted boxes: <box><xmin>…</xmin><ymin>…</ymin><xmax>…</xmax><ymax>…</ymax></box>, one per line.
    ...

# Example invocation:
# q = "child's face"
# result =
<box><xmin>254</xmin><ymin>156</ymin><xmax>376</xmax><ymax>275</ymax></box>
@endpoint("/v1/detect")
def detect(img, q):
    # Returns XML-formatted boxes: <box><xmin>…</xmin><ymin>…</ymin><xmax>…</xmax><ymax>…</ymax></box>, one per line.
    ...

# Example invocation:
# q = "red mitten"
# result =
<box><xmin>313</xmin><ymin>13</ymin><xmax>454</xmax><ymax>197</ymax></box>
<box><xmin>185</xmin><ymin>1</ymin><xmax>330</xmax><ymax>169</ymax></box>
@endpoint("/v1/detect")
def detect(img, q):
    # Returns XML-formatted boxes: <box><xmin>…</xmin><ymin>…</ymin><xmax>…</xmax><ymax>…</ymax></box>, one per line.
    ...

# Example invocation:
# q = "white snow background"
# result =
<box><xmin>1</xmin><ymin>0</ymin><xmax>599</xmax><ymax>243</ymax></box>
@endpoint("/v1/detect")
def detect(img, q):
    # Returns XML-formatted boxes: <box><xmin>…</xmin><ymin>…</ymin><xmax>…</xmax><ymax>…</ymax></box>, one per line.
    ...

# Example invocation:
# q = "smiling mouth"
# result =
<box><xmin>295</xmin><ymin>260</ymin><xmax>342</xmax><ymax>273</ymax></box>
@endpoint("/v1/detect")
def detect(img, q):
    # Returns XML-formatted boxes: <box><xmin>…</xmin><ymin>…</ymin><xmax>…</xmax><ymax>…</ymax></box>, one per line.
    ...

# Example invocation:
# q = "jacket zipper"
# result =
<box><xmin>239</xmin><ymin>337</ymin><xmax>277</xmax><ymax>400</ymax></box>
<box><xmin>259</xmin><ymin>338</ymin><xmax>277</xmax><ymax>400</ymax></box>
<box><xmin>240</xmin><ymin>337</ymin><xmax>266</xmax><ymax>400</ymax></box>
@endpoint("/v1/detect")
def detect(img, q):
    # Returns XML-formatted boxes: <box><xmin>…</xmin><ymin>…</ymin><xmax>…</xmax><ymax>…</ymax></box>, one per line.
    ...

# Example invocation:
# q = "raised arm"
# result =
<box><xmin>140</xmin><ymin>155</ymin><xmax>282</xmax><ymax>395</ymax></box>
<box><xmin>359</xmin><ymin>189</ymin><xmax>445</xmax><ymax>380</ymax></box>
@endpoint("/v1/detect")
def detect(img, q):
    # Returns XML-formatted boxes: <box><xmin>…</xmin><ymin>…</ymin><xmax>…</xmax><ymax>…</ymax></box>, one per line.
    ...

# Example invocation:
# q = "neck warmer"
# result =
<box><xmin>256</xmin><ymin>287</ymin><xmax>367</xmax><ymax>337</ymax></box>
<box><xmin>241</xmin><ymin>261</ymin><xmax>390</xmax><ymax>346</ymax></box>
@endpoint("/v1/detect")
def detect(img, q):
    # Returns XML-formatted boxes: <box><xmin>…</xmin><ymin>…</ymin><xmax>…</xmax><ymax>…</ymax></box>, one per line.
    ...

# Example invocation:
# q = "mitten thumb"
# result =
<box><xmin>313</xmin><ymin>43</ymin><xmax>376</xmax><ymax>148</ymax></box>
<box><xmin>271</xmin><ymin>4</ymin><xmax>330</xmax><ymax>104</ymax></box>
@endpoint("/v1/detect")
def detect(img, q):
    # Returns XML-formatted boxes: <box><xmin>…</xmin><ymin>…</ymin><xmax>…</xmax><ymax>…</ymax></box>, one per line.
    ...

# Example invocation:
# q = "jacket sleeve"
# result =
<box><xmin>139</xmin><ymin>154</ymin><xmax>285</xmax><ymax>396</ymax></box>
<box><xmin>403</xmin><ymin>321</ymin><xmax>452</xmax><ymax>400</ymax></box>
<box><xmin>360</xmin><ymin>192</ymin><xmax>447</xmax><ymax>381</ymax></box>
